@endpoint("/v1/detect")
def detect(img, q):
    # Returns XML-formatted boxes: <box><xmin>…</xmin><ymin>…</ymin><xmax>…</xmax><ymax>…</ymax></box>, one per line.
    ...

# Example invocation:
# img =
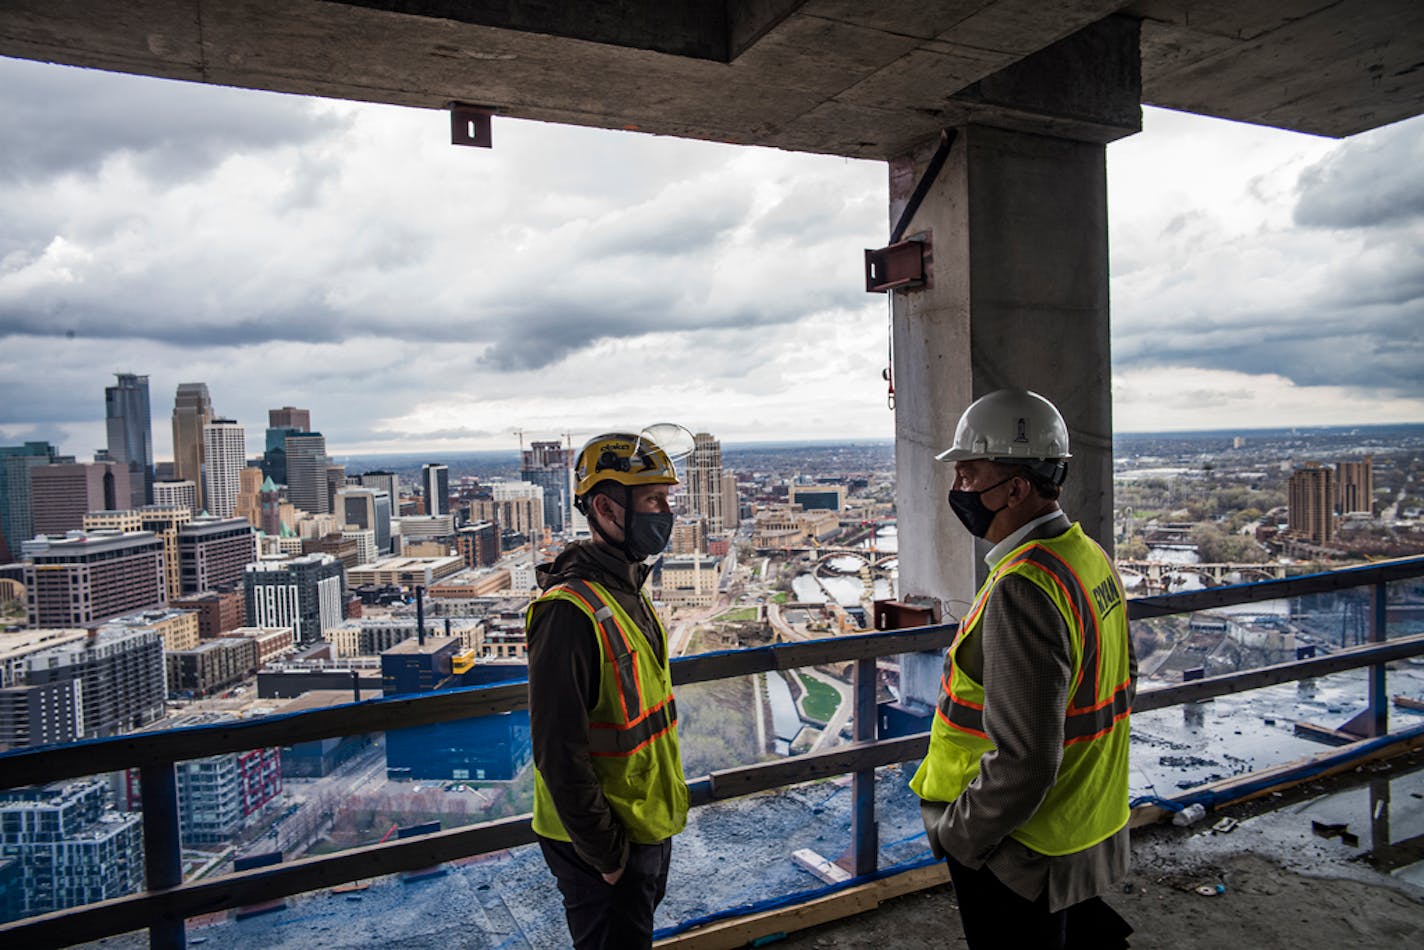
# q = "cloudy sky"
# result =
<box><xmin>1</xmin><ymin>56</ymin><xmax>1421</xmax><ymax>462</ymax></box>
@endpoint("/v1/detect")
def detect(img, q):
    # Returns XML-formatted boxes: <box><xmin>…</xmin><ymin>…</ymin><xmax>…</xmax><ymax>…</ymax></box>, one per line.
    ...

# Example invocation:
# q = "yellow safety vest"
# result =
<box><xmin>529</xmin><ymin>578</ymin><xmax>689</xmax><ymax>844</ymax></box>
<box><xmin>910</xmin><ymin>523</ymin><xmax>1134</xmax><ymax>855</ymax></box>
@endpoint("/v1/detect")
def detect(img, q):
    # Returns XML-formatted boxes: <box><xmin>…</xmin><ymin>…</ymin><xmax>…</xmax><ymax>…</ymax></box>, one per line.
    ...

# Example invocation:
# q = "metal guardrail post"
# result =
<box><xmin>851</xmin><ymin>656</ymin><xmax>878</xmax><ymax>876</ymax></box>
<box><xmin>1369</xmin><ymin>581</ymin><xmax>1389</xmax><ymax>737</ymax></box>
<box><xmin>139</xmin><ymin>763</ymin><xmax>186</xmax><ymax>950</ymax></box>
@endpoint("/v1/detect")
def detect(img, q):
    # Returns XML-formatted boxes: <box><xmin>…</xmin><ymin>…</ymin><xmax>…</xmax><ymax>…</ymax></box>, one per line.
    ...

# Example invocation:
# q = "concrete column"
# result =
<box><xmin>888</xmin><ymin>17</ymin><xmax>1139</xmax><ymax>647</ymax></box>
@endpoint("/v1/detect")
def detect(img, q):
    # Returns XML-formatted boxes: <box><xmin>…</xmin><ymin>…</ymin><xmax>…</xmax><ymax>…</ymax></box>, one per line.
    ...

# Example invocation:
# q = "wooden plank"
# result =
<box><xmin>656</xmin><ymin>862</ymin><xmax>950</xmax><ymax>950</ymax></box>
<box><xmin>791</xmin><ymin>849</ymin><xmax>852</xmax><ymax>885</ymax></box>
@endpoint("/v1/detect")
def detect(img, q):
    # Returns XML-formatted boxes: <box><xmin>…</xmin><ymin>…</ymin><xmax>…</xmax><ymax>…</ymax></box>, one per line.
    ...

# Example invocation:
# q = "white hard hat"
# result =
<box><xmin>935</xmin><ymin>388</ymin><xmax>1072</xmax><ymax>463</ymax></box>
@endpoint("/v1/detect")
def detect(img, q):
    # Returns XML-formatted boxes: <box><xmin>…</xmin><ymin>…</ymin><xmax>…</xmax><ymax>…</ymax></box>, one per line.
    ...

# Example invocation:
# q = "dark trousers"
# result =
<box><xmin>538</xmin><ymin>836</ymin><xmax>671</xmax><ymax>950</ymax></box>
<box><xmin>946</xmin><ymin>854</ymin><xmax>1132</xmax><ymax>950</ymax></box>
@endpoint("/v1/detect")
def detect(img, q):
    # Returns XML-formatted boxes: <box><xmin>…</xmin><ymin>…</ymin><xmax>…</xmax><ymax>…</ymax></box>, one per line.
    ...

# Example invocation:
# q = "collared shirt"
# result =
<box><xmin>985</xmin><ymin>508</ymin><xmax>1065</xmax><ymax>568</ymax></box>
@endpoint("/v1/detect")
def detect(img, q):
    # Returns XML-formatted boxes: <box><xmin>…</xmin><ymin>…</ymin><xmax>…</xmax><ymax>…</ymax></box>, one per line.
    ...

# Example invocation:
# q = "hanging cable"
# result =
<box><xmin>884</xmin><ymin>290</ymin><xmax>895</xmax><ymax>410</ymax></box>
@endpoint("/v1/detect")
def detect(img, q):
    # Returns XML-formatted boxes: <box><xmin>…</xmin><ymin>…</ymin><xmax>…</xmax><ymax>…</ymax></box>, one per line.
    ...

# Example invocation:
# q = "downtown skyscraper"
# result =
<box><xmin>284</xmin><ymin>433</ymin><xmax>330</xmax><ymax>515</ymax></box>
<box><xmin>687</xmin><ymin>432</ymin><xmax>727</xmax><ymax>535</ymax></box>
<box><xmin>520</xmin><ymin>441</ymin><xmax>571</xmax><ymax>533</ymax></box>
<box><xmin>104</xmin><ymin>373</ymin><xmax>153</xmax><ymax>509</ymax></box>
<box><xmin>202</xmin><ymin>419</ymin><xmax>246</xmax><ymax>518</ymax></box>
<box><xmin>262</xmin><ymin>406</ymin><xmax>312</xmax><ymax>486</ymax></box>
<box><xmin>422</xmin><ymin>463</ymin><xmax>450</xmax><ymax>517</ymax></box>
<box><xmin>171</xmin><ymin>383</ymin><xmax>214</xmax><ymax>511</ymax></box>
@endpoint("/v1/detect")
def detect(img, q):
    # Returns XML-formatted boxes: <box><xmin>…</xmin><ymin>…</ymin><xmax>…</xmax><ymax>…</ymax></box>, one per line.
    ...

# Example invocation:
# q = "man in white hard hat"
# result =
<box><xmin>910</xmin><ymin>388</ymin><xmax>1136</xmax><ymax>949</ymax></box>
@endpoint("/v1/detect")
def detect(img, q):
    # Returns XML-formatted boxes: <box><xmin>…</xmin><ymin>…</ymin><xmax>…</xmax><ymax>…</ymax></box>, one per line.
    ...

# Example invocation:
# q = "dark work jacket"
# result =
<box><xmin>526</xmin><ymin>540</ymin><xmax>666</xmax><ymax>872</ymax></box>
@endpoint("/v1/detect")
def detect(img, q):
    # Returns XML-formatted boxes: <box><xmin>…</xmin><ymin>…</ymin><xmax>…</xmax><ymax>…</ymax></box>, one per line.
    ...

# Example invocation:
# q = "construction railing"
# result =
<box><xmin>2</xmin><ymin>556</ymin><xmax>1423</xmax><ymax>948</ymax></box>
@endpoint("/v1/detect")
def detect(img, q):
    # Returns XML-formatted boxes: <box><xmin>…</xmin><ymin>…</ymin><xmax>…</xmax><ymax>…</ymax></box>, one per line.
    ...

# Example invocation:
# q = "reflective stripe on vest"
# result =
<box><xmin>544</xmin><ymin>578</ymin><xmax>679</xmax><ymax>757</ymax></box>
<box><xmin>529</xmin><ymin>575</ymin><xmax>688</xmax><ymax>846</ymax></box>
<box><xmin>935</xmin><ymin>543</ymin><xmax>1132</xmax><ymax>746</ymax></box>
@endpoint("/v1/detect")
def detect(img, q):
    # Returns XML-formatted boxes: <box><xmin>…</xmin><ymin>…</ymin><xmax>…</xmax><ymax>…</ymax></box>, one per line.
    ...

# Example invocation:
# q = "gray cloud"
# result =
<box><xmin>1293</xmin><ymin>119</ymin><xmax>1424</xmax><ymax>229</ymax></box>
<box><xmin>0</xmin><ymin>59</ymin><xmax>348</xmax><ymax>184</ymax></box>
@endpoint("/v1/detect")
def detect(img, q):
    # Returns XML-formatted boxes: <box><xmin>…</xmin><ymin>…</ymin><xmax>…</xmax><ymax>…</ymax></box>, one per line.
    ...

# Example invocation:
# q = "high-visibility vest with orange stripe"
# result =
<box><xmin>529</xmin><ymin>578</ymin><xmax>689</xmax><ymax>845</ymax></box>
<box><xmin>909</xmin><ymin>523</ymin><xmax>1134</xmax><ymax>856</ymax></box>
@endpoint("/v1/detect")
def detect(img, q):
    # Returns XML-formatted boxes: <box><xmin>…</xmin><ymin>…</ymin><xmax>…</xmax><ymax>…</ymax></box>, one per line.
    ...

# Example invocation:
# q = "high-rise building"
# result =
<box><xmin>268</xmin><ymin>406</ymin><xmax>311</xmax><ymax>432</ymax></box>
<box><xmin>234</xmin><ymin>466</ymin><xmax>264</xmax><ymax>528</ymax></box>
<box><xmin>152</xmin><ymin>480</ymin><xmax>198</xmax><ymax>513</ymax></box>
<box><xmin>30</xmin><ymin>461</ymin><xmax>130</xmax><ymax>536</ymax></box>
<box><xmin>243</xmin><ymin>553</ymin><xmax>345</xmax><ymax>644</ymax></box>
<box><xmin>23</xmin><ymin>627</ymin><xmax>166</xmax><ymax>737</ymax></box>
<box><xmin>178</xmin><ymin>516</ymin><xmax>258</xmax><ymax>594</ymax></box>
<box><xmin>0</xmin><ymin>780</ymin><xmax>144</xmax><ymax>920</ymax></box>
<box><xmin>520</xmin><ymin>441</ymin><xmax>571</xmax><ymax>533</ymax></box>
<box><xmin>341</xmin><ymin>528</ymin><xmax>377</xmax><ymax>566</ymax></box>
<box><xmin>470</xmin><ymin>481</ymin><xmax>545</xmax><ymax>540</ymax></box>
<box><xmin>456</xmin><ymin>521</ymin><xmax>499</xmax><ymax>568</ymax></box>
<box><xmin>721</xmin><ymin>467</ymin><xmax>742</xmax><ymax>530</ymax></box>
<box><xmin>336</xmin><ymin>487</ymin><xmax>392</xmax><ymax>554</ymax></box>
<box><xmin>1336</xmin><ymin>456</ymin><xmax>1374</xmax><ymax>515</ymax></box>
<box><xmin>687</xmin><ymin>432</ymin><xmax>726</xmax><ymax>534</ymax></box>
<box><xmin>262</xmin><ymin>425</ymin><xmax>302</xmax><ymax>485</ymax></box>
<box><xmin>670</xmin><ymin>518</ymin><xmax>706</xmax><ymax>555</ymax></box>
<box><xmin>0</xmin><ymin>678</ymin><xmax>83</xmax><ymax>750</ymax></box>
<box><xmin>171</xmin><ymin>383</ymin><xmax>214</xmax><ymax>511</ymax></box>
<box><xmin>140</xmin><ymin>504</ymin><xmax>193</xmax><ymax>600</ymax></box>
<box><xmin>284</xmin><ymin>433</ymin><xmax>330</xmax><ymax>515</ymax></box>
<box><xmin>354</xmin><ymin>471</ymin><xmax>399</xmax><ymax>503</ymax></box>
<box><xmin>1288</xmin><ymin>463</ymin><xmax>1335</xmax><ymax>545</ymax></box>
<box><xmin>202</xmin><ymin>419</ymin><xmax>246</xmax><ymax>518</ymax></box>
<box><xmin>325</xmin><ymin>464</ymin><xmax>347</xmax><ymax>513</ymax></box>
<box><xmin>103</xmin><ymin>606</ymin><xmax>202</xmax><ymax>652</ymax></box>
<box><xmin>422</xmin><ymin>463</ymin><xmax>450</xmax><ymax>517</ymax></box>
<box><xmin>257</xmin><ymin>476</ymin><xmax>292</xmax><ymax>536</ymax></box>
<box><xmin>104</xmin><ymin>373</ymin><xmax>153</xmax><ymax>509</ymax></box>
<box><xmin>171</xmin><ymin>589</ymin><xmax>245</xmax><ymax>639</ymax></box>
<box><xmin>165</xmin><ymin>638</ymin><xmax>258</xmax><ymax>697</ymax></box>
<box><xmin>0</xmin><ymin>442</ymin><xmax>65</xmax><ymax>561</ymax></box>
<box><xmin>23</xmin><ymin>531</ymin><xmax>167</xmax><ymax>626</ymax></box>
<box><xmin>121</xmin><ymin>713</ymin><xmax>283</xmax><ymax>847</ymax></box>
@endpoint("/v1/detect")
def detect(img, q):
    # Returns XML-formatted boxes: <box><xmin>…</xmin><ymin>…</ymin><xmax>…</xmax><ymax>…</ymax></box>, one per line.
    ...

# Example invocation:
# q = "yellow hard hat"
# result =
<box><xmin>574</xmin><ymin>428</ymin><xmax>686</xmax><ymax>500</ymax></box>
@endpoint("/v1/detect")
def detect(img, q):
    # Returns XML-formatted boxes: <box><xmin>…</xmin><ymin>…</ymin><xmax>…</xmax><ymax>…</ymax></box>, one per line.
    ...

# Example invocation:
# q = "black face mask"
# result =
<box><xmin>624</xmin><ymin>509</ymin><xmax>675</xmax><ymax>561</ymax></box>
<box><xmin>948</xmin><ymin>475</ymin><xmax>1015</xmax><ymax>539</ymax></box>
<box><xmin>592</xmin><ymin>486</ymin><xmax>675</xmax><ymax>561</ymax></box>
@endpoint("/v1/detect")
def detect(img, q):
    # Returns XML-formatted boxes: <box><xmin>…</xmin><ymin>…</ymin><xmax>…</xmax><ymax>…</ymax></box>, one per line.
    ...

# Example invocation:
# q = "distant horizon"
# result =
<box><xmin>319</xmin><ymin>420</ymin><xmax>1424</xmax><ymax>464</ymax></box>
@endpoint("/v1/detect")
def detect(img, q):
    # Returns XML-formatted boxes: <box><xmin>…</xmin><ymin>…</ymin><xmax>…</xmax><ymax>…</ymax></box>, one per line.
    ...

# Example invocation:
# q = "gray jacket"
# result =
<box><xmin>919</xmin><ymin>512</ymin><xmax>1135</xmax><ymax>912</ymax></box>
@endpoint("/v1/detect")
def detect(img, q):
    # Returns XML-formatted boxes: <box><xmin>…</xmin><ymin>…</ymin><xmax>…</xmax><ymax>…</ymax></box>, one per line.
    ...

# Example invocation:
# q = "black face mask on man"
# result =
<box><xmin>947</xmin><ymin>474</ymin><xmax>1016</xmax><ymax>539</ymax></box>
<box><xmin>594</xmin><ymin>486</ymin><xmax>674</xmax><ymax>561</ymax></box>
<box><xmin>623</xmin><ymin>507</ymin><xmax>674</xmax><ymax>560</ymax></box>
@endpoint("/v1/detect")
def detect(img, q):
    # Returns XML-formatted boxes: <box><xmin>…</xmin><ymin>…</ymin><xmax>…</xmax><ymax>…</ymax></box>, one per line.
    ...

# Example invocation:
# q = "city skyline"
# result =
<box><xmin>1</xmin><ymin>57</ymin><xmax>1422</xmax><ymax>461</ymax></box>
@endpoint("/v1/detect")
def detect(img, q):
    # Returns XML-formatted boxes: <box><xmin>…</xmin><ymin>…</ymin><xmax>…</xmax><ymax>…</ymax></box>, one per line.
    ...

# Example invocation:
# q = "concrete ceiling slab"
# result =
<box><xmin>1</xmin><ymin>0</ymin><xmax>1421</xmax><ymax>158</ymax></box>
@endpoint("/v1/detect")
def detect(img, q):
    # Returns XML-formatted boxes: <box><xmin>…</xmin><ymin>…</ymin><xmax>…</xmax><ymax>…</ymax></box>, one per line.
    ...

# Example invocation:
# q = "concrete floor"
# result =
<box><xmin>774</xmin><ymin>753</ymin><xmax>1424</xmax><ymax>949</ymax></box>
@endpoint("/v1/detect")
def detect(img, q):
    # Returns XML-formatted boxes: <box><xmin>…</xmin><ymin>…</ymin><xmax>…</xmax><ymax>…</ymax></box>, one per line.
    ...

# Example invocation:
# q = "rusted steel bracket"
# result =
<box><xmin>449</xmin><ymin>103</ymin><xmax>494</xmax><ymax>147</ymax></box>
<box><xmin>865</xmin><ymin>128</ymin><xmax>956</xmax><ymax>292</ymax></box>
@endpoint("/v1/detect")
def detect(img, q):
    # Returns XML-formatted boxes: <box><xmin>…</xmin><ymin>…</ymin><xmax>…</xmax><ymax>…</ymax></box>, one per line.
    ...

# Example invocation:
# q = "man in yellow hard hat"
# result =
<box><xmin>526</xmin><ymin>427</ymin><xmax>692</xmax><ymax>950</ymax></box>
<box><xmin>910</xmin><ymin>389</ymin><xmax>1136</xmax><ymax>948</ymax></box>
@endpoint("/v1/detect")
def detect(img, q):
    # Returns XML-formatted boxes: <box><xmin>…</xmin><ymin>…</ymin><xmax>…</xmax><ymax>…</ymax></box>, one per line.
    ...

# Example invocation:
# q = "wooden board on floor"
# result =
<box><xmin>656</xmin><ymin>862</ymin><xmax>950</xmax><ymax>950</ymax></box>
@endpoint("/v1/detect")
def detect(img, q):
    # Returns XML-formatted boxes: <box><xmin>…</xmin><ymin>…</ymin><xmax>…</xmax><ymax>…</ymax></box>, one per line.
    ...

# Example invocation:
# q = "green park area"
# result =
<box><xmin>712</xmin><ymin>607</ymin><xmax>760</xmax><ymax>622</ymax></box>
<box><xmin>796</xmin><ymin>672</ymin><xmax>841</xmax><ymax>723</ymax></box>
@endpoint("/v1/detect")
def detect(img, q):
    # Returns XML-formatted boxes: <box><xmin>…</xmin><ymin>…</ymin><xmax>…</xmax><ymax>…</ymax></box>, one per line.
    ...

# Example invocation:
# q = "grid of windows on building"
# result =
<box><xmin>0</xmin><ymin>780</ymin><xmax>144</xmax><ymax>922</ymax></box>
